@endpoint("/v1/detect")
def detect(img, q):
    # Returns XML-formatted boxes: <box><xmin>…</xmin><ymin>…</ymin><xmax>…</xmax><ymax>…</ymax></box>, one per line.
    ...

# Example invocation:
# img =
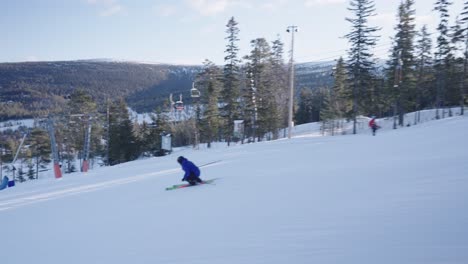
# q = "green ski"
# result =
<box><xmin>165</xmin><ymin>178</ymin><xmax>218</xmax><ymax>191</ymax></box>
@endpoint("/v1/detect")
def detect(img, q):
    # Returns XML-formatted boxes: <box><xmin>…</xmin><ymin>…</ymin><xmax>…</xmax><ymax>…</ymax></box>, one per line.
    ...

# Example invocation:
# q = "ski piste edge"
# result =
<box><xmin>165</xmin><ymin>178</ymin><xmax>219</xmax><ymax>191</ymax></box>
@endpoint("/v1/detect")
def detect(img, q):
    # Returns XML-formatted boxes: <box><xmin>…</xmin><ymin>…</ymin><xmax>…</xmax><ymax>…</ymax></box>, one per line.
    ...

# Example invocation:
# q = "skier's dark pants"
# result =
<box><xmin>186</xmin><ymin>172</ymin><xmax>202</xmax><ymax>185</ymax></box>
<box><xmin>371</xmin><ymin>125</ymin><xmax>377</xmax><ymax>136</ymax></box>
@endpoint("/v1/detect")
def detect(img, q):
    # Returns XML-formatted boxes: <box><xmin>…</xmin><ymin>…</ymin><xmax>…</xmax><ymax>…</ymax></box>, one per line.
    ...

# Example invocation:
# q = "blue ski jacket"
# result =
<box><xmin>180</xmin><ymin>158</ymin><xmax>200</xmax><ymax>180</ymax></box>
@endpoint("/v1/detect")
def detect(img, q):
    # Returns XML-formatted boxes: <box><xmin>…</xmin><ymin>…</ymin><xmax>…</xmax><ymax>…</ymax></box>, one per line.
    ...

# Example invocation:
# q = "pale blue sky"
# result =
<box><xmin>0</xmin><ymin>0</ymin><xmax>464</xmax><ymax>65</ymax></box>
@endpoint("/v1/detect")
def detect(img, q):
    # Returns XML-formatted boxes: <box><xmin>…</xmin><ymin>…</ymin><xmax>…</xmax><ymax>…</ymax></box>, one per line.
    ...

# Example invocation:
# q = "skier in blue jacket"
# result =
<box><xmin>177</xmin><ymin>156</ymin><xmax>203</xmax><ymax>185</ymax></box>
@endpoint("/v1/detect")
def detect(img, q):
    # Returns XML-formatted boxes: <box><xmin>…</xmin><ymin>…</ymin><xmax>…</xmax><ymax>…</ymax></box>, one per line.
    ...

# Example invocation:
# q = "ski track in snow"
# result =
<box><xmin>0</xmin><ymin>168</ymin><xmax>181</xmax><ymax>211</ymax></box>
<box><xmin>0</xmin><ymin>160</ymin><xmax>227</xmax><ymax>211</ymax></box>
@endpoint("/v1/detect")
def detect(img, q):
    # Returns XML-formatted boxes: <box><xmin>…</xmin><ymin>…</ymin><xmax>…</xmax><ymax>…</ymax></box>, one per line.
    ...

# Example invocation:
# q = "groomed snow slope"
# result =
<box><xmin>1</xmin><ymin>116</ymin><xmax>468</xmax><ymax>264</ymax></box>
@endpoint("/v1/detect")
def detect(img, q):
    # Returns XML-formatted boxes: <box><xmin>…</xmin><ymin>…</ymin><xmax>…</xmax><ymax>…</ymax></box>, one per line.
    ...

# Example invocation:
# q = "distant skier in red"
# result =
<box><xmin>177</xmin><ymin>156</ymin><xmax>203</xmax><ymax>185</ymax></box>
<box><xmin>369</xmin><ymin>116</ymin><xmax>380</xmax><ymax>136</ymax></box>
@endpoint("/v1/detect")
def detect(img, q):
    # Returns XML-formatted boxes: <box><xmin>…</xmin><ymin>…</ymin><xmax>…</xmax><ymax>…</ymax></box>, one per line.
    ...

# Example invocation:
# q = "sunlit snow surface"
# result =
<box><xmin>1</xmin><ymin>113</ymin><xmax>468</xmax><ymax>264</ymax></box>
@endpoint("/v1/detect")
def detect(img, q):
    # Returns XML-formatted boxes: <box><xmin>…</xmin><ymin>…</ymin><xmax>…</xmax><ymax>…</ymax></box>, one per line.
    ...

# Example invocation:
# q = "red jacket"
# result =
<box><xmin>369</xmin><ymin>118</ymin><xmax>377</xmax><ymax>128</ymax></box>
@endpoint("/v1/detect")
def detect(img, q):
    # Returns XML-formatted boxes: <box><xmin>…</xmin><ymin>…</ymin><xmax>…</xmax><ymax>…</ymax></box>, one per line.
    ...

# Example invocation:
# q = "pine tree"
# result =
<box><xmin>244</xmin><ymin>38</ymin><xmax>278</xmax><ymax>141</ymax></box>
<box><xmin>28</xmin><ymin>128</ymin><xmax>52</xmax><ymax>179</ymax></box>
<box><xmin>344</xmin><ymin>0</ymin><xmax>380</xmax><ymax>134</ymax></box>
<box><xmin>434</xmin><ymin>0</ymin><xmax>454</xmax><ymax>119</ymax></box>
<box><xmin>222</xmin><ymin>17</ymin><xmax>241</xmax><ymax>146</ymax></box>
<box><xmin>295</xmin><ymin>88</ymin><xmax>315</xmax><ymax>124</ymax></box>
<box><xmin>320</xmin><ymin>58</ymin><xmax>349</xmax><ymax>134</ymax></box>
<box><xmin>198</xmin><ymin>60</ymin><xmax>222</xmax><ymax>148</ymax></box>
<box><xmin>136</xmin><ymin>121</ymin><xmax>151</xmax><ymax>156</ymax></box>
<box><xmin>414</xmin><ymin>25</ymin><xmax>435</xmax><ymax>123</ymax></box>
<box><xmin>455</xmin><ymin>1</ymin><xmax>468</xmax><ymax>115</ymax></box>
<box><xmin>240</xmin><ymin>63</ymin><xmax>254</xmax><ymax>142</ymax></box>
<box><xmin>387</xmin><ymin>0</ymin><xmax>416</xmax><ymax>127</ymax></box>
<box><xmin>270</xmin><ymin>36</ymin><xmax>289</xmax><ymax>138</ymax></box>
<box><xmin>63</xmin><ymin>89</ymin><xmax>99</xmax><ymax>169</ymax></box>
<box><xmin>108</xmin><ymin>99</ymin><xmax>138</xmax><ymax>165</ymax></box>
<box><xmin>447</xmin><ymin>17</ymin><xmax>464</xmax><ymax>116</ymax></box>
<box><xmin>320</xmin><ymin>87</ymin><xmax>336</xmax><ymax>135</ymax></box>
<box><xmin>332</xmin><ymin>57</ymin><xmax>351</xmax><ymax>119</ymax></box>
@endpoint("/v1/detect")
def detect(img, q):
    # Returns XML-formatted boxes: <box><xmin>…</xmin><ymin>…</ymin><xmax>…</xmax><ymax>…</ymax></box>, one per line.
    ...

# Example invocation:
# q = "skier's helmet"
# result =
<box><xmin>177</xmin><ymin>156</ymin><xmax>185</xmax><ymax>164</ymax></box>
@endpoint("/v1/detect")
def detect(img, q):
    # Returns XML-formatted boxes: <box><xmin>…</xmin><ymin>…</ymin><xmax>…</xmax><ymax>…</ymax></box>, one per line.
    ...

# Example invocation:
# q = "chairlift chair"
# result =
<box><xmin>191</xmin><ymin>88</ymin><xmax>200</xmax><ymax>98</ymax></box>
<box><xmin>174</xmin><ymin>101</ymin><xmax>184</xmax><ymax>111</ymax></box>
<box><xmin>191</xmin><ymin>82</ymin><xmax>201</xmax><ymax>98</ymax></box>
<box><xmin>174</xmin><ymin>94</ymin><xmax>184</xmax><ymax>111</ymax></box>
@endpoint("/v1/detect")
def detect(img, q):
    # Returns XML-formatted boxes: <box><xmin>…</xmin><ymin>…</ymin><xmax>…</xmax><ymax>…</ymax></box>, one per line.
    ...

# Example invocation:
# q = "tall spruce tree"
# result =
<box><xmin>242</xmin><ymin>62</ymin><xmax>257</xmax><ymax>141</ymax></box>
<box><xmin>387</xmin><ymin>0</ymin><xmax>416</xmax><ymax>127</ymax></box>
<box><xmin>199</xmin><ymin>60</ymin><xmax>222</xmax><ymax>148</ymax></box>
<box><xmin>295</xmin><ymin>88</ymin><xmax>315</xmax><ymax>125</ymax></box>
<box><xmin>222</xmin><ymin>17</ymin><xmax>241</xmax><ymax>146</ymax></box>
<box><xmin>244</xmin><ymin>38</ymin><xmax>279</xmax><ymax>141</ymax></box>
<box><xmin>270</xmin><ymin>36</ymin><xmax>288</xmax><ymax>139</ymax></box>
<box><xmin>344</xmin><ymin>0</ymin><xmax>380</xmax><ymax>134</ymax></box>
<box><xmin>63</xmin><ymin>89</ymin><xmax>99</xmax><ymax>169</ymax></box>
<box><xmin>449</xmin><ymin>16</ymin><xmax>465</xmax><ymax>116</ymax></box>
<box><xmin>414</xmin><ymin>25</ymin><xmax>435</xmax><ymax>123</ymax></box>
<box><xmin>333</xmin><ymin>57</ymin><xmax>351</xmax><ymax>119</ymax></box>
<box><xmin>108</xmin><ymin>99</ymin><xmax>138</xmax><ymax>165</ymax></box>
<box><xmin>456</xmin><ymin>1</ymin><xmax>468</xmax><ymax>115</ymax></box>
<box><xmin>434</xmin><ymin>0</ymin><xmax>453</xmax><ymax>119</ymax></box>
<box><xmin>320</xmin><ymin>87</ymin><xmax>336</xmax><ymax>135</ymax></box>
<box><xmin>320</xmin><ymin>57</ymin><xmax>349</xmax><ymax>134</ymax></box>
<box><xmin>27</xmin><ymin>128</ymin><xmax>51</xmax><ymax>179</ymax></box>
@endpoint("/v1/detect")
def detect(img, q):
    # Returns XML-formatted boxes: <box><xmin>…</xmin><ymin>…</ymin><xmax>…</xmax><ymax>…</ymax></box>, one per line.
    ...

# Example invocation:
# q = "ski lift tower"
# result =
<box><xmin>81</xmin><ymin>116</ymin><xmax>92</xmax><ymax>172</ymax></box>
<box><xmin>47</xmin><ymin>117</ymin><xmax>62</xmax><ymax>179</ymax></box>
<box><xmin>286</xmin><ymin>25</ymin><xmax>298</xmax><ymax>139</ymax></box>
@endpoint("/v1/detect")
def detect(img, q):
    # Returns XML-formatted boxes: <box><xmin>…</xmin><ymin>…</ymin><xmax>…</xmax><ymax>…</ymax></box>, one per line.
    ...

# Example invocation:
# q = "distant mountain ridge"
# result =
<box><xmin>0</xmin><ymin>60</ymin><xmax>334</xmax><ymax>121</ymax></box>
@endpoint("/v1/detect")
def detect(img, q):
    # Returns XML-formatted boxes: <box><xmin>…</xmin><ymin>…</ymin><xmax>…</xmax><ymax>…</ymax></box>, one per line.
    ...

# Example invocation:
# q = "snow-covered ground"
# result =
<box><xmin>1</xmin><ymin>112</ymin><xmax>468</xmax><ymax>264</ymax></box>
<box><xmin>0</xmin><ymin>118</ymin><xmax>34</xmax><ymax>132</ymax></box>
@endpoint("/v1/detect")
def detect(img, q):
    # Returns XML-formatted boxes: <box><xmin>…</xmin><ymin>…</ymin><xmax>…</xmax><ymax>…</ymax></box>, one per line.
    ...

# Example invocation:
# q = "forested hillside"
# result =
<box><xmin>0</xmin><ymin>61</ymin><xmax>202</xmax><ymax>120</ymax></box>
<box><xmin>0</xmin><ymin>60</ymin><xmax>333</xmax><ymax>121</ymax></box>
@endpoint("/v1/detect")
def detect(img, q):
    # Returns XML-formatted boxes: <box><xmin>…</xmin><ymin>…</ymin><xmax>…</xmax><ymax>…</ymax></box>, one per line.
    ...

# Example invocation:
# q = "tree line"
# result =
<box><xmin>307</xmin><ymin>0</ymin><xmax>467</xmax><ymax>135</ymax></box>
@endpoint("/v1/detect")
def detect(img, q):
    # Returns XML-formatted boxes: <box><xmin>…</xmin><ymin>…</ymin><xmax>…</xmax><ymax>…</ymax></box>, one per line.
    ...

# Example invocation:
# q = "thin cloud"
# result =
<box><xmin>185</xmin><ymin>0</ymin><xmax>251</xmax><ymax>16</ymax></box>
<box><xmin>86</xmin><ymin>0</ymin><xmax>116</xmax><ymax>5</ymax></box>
<box><xmin>260</xmin><ymin>0</ymin><xmax>287</xmax><ymax>11</ymax></box>
<box><xmin>154</xmin><ymin>4</ymin><xmax>177</xmax><ymax>17</ymax></box>
<box><xmin>186</xmin><ymin>0</ymin><xmax>229</xmax><ymax>16</ymax></box>
<box><xmin>305</xmin><ymin>0</ymin><xmax>346</xmax><ymax>7</ymax></box>
<box><xmin>86</xmin><ymin>0</ymin><xmax>124</xmax><ymax>17</ymax></box>
<box><xmin>100</xmin><ymin>5</ymin><xmax>123</xmax><ymax>17</ymax></box>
